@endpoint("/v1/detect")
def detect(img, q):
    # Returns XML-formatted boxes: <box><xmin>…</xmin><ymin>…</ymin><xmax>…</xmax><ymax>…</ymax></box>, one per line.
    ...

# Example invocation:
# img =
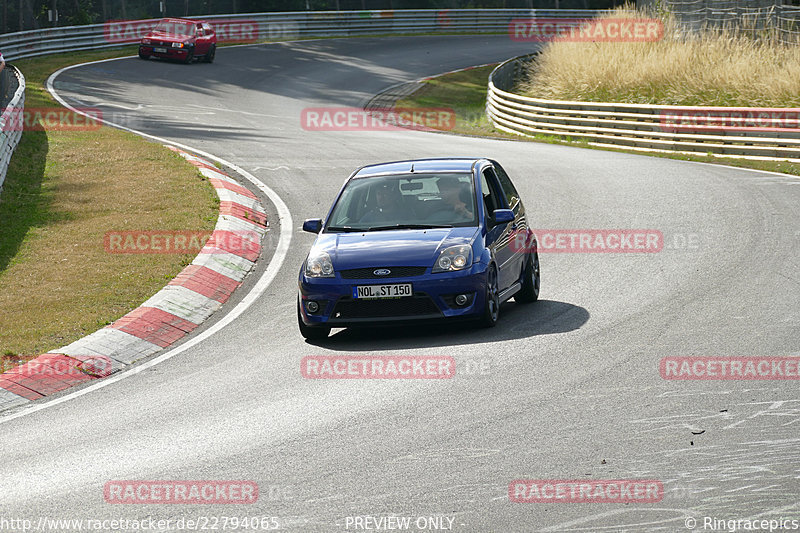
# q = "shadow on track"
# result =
<box><xmin>305</xmin><ymin>299</ymin><xmax>589</xmax><ymax>350</ymax></box>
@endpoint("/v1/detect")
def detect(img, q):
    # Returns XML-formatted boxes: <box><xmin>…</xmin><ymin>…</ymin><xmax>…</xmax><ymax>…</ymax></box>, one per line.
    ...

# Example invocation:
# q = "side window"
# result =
<box><xmin>196</xmin><ymin>24</ymin><xmax>204</xmax><ymax>36</ymax></box>
<box><xmin>203</xmin><ymin>23</ymin><xmax>214</xmax><ymax>35</ymax></box>
<box><xmin>480</xmin><ymin>168</ymin><xmax>504</xmax><ymax>218</ymax></box>
<box><xmin>493</xmin><ymin>164</ymin><xmax>520</xmax><ymax>210</ymax></box>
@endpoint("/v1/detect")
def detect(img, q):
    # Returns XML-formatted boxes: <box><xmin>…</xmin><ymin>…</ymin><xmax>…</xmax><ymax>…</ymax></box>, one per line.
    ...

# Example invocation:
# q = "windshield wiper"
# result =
<box><xmin>367</xmin><ymin>224</ymin><xmax>453</xmax><ymax>231</ymax></box>
<box><xmin>326</xmin><ymin>226</ymin><xmax>365</xmax><ymax>233</ymax></box>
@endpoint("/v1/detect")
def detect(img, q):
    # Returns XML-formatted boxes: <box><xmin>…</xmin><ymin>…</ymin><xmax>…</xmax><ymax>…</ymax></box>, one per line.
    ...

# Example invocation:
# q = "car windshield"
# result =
<box><xmin>153</xmin><ymin>20</ymin><xmax>195</xmax><ymax>37</ymax></box>
<box><xmin>326</xmin><ymin>173</ymin><xmax>477</xmax><ymax>232</ymax></box>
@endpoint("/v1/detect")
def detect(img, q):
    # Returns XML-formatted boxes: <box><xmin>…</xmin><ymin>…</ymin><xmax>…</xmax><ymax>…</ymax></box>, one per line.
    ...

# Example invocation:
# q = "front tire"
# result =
<box><xmin>515</xmin><ymin>250</ymin><xmax>540</xmax><ymax>303</ymax></box>
<box><xmin>183</xmin><ymin>49</ymin><xmax>194</xmax><ymax>64</ymax></box>
<box><xmin>297</xmin><ymin>299</ymin><xmax>330</xmax><ymax>340</ymax></box>
<box><xmin>138</xmin><ymin>50</ymin><xmax>150</xmax><ymax>60</ymax></box>
<box><xmin>480</xmin><ymin>265</ymin><xmax>500</xmax><ymax>328</ymax></box>
<box><xmin>204</xmin><ymin>44</ymin><xmax>216</xmax><ymax>63</ymax></box>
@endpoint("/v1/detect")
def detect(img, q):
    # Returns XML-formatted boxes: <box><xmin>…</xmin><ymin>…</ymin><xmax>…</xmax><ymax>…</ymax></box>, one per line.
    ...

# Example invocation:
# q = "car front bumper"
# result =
<box><xmin>139</xmin><ymin>45</ymin><xmax>193</xmax><ymax>59</ymax></box>
<box><xmin>298</xmin><ymin>263</ymin><xmax>489</xmax><ymax>328</ymax></box>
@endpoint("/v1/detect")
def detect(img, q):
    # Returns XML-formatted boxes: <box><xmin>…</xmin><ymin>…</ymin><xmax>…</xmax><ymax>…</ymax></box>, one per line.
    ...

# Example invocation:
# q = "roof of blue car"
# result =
<box><xmin>354</xmin><ymin>158</ymin><xmax>482</xmax><ymax>177</ymax></box>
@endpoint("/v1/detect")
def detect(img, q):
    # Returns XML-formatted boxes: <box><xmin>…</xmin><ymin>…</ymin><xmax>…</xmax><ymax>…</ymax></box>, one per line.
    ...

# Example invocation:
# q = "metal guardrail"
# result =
<box><xmin>0</xmin><ymin>66</ymin><xmax>25</xmax><ymax>196</ymax></box>
<box><xmin>0</xmin><ymin>9</ymin><xmax>603</xmax><ymax>61</ymax></box>
<box><xmin>486</xmin><ymin>54</ymin><xmax>800</xmax><ymax>162</ymax></box>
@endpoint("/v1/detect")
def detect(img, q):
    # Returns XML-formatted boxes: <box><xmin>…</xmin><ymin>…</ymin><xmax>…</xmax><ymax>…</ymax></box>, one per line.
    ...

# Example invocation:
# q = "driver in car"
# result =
<box><xmin>428</xmin><ymin>175</ymin><xmax>473</xmax><ymax>223</ymax></box>
<box><xmin>359</xmin><ymin>182</ymin><xmax>405</xmax><ymax>223</ymax></box>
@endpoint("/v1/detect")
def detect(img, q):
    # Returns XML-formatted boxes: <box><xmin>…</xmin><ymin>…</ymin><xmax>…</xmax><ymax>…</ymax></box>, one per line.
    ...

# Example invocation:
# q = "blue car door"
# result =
<box><xmin>492</xmin><ymin>162</ymin><xmax>527</xmax><ymax>282</ymax></box>
<box><xmin>480</xmin><ymin>167</ymin><xmax>516</xmax><ymax>290</ymax></box>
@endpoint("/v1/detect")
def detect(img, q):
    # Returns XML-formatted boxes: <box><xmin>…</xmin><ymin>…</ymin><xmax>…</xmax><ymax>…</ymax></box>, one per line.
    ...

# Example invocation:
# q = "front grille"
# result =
<box><xmin>332</xmin><ymin>295</ymin><xmax>441</xmax><ymax>319</ymax></box>
<box><xmin>340</xmin><ymin>266</ymin><xmax>427</xmax><ymax>279</ymax></box>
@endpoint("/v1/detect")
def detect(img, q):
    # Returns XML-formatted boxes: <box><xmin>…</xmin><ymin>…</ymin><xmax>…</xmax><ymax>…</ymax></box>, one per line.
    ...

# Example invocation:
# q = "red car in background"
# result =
<box><xmin>139</xmin><ymin>18</ymin><xmax>216</xmax><ymax>63</ymax></box>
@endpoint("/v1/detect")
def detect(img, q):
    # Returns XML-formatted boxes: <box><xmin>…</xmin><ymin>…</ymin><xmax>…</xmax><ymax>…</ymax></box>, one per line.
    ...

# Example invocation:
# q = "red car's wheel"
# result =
<box><xmin>204</xmin><ymin>44</ymin><xmax>216</xmax><ymax>63</ymax></box>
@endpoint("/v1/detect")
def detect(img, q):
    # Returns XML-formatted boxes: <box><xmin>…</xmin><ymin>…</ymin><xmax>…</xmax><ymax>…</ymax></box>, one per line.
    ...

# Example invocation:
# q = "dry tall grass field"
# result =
<box><xmin>520</xmin><ymin>7</ymin><xmax>800</xmax><ymax>107</ymax></box>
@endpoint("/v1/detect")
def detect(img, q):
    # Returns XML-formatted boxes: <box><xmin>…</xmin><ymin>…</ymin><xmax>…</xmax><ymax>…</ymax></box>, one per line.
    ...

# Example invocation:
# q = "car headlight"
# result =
<box><xmin>172</xmin><ymin>42</ymin><xmax>186</xmax><ymax>48</ymax></box>
<box><xmin>142</xmin><ymin>38</ymin><xmax>151</xmax><ymax>44</ymax></box>
<box><xmin>432</xmin><ymin>245</ymin><xmax>472</xmax><ymax>273</ymax></box>
<box><xmin>305</xmin><ymin>251</ymin><xmax>335</xmax><ymax>278</ymax></box>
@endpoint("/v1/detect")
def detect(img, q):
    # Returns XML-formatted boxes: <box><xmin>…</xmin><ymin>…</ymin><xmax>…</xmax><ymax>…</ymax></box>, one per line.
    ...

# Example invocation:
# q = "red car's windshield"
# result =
<box><xmin>153</xmin><ymin>20</ymin><xmax>195</xmax><ymax>37</ymax></box>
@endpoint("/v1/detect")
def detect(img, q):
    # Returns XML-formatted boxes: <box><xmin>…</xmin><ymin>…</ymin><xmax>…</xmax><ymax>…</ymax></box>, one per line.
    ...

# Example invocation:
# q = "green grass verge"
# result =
<box><xmin>0</xmin><ymin>46</ymin><xmax>219</xmax><ymax>371</ymax></box>
<box><xmin>395</xmin><ymin>65</ymin><xmax>800</xmax><ymax>177</ymax></box>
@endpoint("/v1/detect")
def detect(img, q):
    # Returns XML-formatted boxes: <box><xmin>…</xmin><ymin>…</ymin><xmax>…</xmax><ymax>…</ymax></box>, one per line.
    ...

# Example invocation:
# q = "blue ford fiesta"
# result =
<box><xmin>297</xmin><ymin>158</ymin><xmax>540</xmax><ymax>340</ymax></box>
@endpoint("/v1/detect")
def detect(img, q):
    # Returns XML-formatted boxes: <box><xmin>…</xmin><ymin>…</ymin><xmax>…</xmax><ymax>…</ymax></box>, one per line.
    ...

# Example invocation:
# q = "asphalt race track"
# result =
<box><xmin>2</xmin><ymin>36</ymin><xmax>799</xmax><ymax>532</ymax></box>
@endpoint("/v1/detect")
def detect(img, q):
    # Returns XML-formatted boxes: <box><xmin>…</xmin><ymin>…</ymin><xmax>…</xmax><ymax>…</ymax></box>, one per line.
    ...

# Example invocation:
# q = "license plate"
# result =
<box><xmin>353</xmin><ymin>283</ymin><xmax>412</xmax><ymax>299</ymax></box>
<box><xmin>154</xmin><ymin>47</ymin><xmax>167</xmax><ymax>53</ymax></box>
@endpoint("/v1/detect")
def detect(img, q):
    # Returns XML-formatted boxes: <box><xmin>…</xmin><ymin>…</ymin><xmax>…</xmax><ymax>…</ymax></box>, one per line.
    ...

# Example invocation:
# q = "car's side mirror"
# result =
<box><xmin>302</xmin><ymin>219</ymin><xmax>323</xmax><ymax>234</ymax></box>
<box><xmin>492</xmin><ymin>209</ymin><xmax>514</xmax><ymax>225</ymax></box>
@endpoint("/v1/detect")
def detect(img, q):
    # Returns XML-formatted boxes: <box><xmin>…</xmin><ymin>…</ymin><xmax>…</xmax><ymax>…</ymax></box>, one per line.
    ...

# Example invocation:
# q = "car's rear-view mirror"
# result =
<box><xmin>302</xmin><ymin>219</ymin><xmax>323</xmax><ymax>233</ymax></box>
<box><xmin>492</xmin><ymin>209</ymin><xmax>514</xmax><ymax>225</ymax></box>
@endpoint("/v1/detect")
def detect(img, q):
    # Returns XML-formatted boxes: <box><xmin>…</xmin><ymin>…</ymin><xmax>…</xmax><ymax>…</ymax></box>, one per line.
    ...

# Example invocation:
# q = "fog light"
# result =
<box><xmin>455</xmin><ymin>294</ymin><xmax>468</xmax><ymax>306</ymax></box>
<box><xmin>306</xmin><ymin>301</ymin><xmax>319</xmax><ymax>313</ymax></box>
